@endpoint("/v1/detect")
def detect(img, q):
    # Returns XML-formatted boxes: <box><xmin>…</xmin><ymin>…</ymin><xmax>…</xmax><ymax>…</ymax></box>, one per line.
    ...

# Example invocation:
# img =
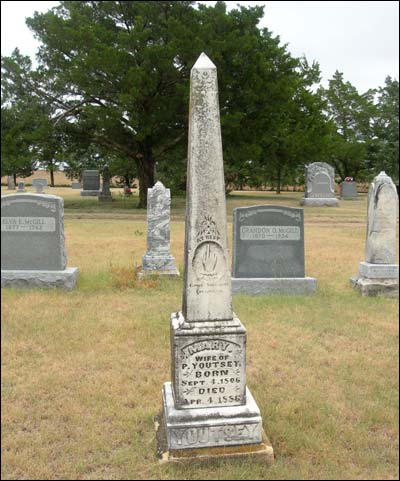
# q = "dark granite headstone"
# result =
<box><xmin>340</xmin><ymin>181</ymin><xmax>358</xmax><ymax>199</ymax></box>
<box><xmin>232</xmin><ymin>205</ymin><xmax>305</xmax><ymax>278</ymax></box>
<box><xmin>1</xmin><ymin>194</ymin><xmax>79</xmax><ymax>288</ymax></box>
<box><xmin>1</xmin><ymin>194</ymin><xmax>66</xmax><ymax>270</ymax></box>
<box><xmin>81</xmin><ymin>170</ymin><xmax>100</xmax><ymax>195</ymax></box>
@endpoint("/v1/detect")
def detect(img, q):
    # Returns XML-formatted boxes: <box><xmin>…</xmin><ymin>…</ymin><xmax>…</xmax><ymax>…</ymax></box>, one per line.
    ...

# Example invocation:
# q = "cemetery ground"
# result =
<box><xmin>1</xmin><ymin>188</ymin><xmax>398</xmax><ymax>480</ymax></box>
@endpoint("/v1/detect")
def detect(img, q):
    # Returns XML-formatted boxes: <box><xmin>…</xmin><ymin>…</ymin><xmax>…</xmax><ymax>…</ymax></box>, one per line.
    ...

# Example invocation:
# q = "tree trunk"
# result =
<box><xmin>13</xmin><ymin>173</ymin><xmax>17</xmax><ymax>185</ymax></box>
<box><xmin>137</xmin><ymin>148</ymin><xmax>155</xmax><ymax>209</ymax></box>
<box><xmin>276</xmin><ymin>166</ymin><xmax>281</xmax><ymax>194</ymax></box>
<box><xmin>50</xmin><ymin>169</ymin><xmax>55</xmax><ymax>187</ymax></box>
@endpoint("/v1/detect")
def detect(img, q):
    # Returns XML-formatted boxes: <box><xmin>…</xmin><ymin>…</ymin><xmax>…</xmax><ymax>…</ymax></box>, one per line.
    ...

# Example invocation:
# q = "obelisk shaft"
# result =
<box><xmin>182</xmin><ymin>53</ymin><xmax>232</xmax><ymax>323</ymax></box>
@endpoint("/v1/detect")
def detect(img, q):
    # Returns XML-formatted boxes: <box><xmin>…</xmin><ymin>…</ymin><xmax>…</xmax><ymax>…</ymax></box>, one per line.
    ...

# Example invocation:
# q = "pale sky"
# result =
<box><xmin>1</xmin><ymin>0</ymin><xmax>399</xmax><ymax>93</ymax></box>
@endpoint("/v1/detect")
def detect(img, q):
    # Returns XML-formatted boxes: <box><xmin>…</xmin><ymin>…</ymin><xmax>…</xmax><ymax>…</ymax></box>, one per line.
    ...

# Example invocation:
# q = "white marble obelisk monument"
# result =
<box><xmin>156</xmin><ymin>53</ymin><xmax>273</xmax><ymax>463</ymax></box>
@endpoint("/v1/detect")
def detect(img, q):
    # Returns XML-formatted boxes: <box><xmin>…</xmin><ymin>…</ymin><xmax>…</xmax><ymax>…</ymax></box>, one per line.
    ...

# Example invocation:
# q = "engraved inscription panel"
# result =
<box><xmin>169</xmin><ymin>423</ymin><xmax>261</xmax><ymax>449</ymax></box>
<box><xmin>240</xmin><ymin>225</ymin><xmax>300</xmax><ymax>241</ymax></box>
<box><xmin>2</xmin><ymin>217</ymin><xmax>56</xmax><ymax>232</ymax></box>
<box><xmin>174</xmin><ymin>335</ymin><xmax>246</xmax><ymax>408</ymax></box>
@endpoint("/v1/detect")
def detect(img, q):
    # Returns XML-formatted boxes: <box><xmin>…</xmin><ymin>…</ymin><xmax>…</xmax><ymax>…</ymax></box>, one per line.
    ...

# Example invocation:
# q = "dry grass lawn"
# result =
<box><xmin>1</xmin><ymin>189</ymin><xmax>399</xmax><ymax>480</ymax></box>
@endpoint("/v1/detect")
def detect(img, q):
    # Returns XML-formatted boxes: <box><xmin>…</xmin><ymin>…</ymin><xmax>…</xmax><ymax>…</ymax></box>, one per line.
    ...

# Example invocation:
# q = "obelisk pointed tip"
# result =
<box><xmin>192</xmin><ymin>52</ymin><xmax>216</xmax><ymax>70</ymax></box>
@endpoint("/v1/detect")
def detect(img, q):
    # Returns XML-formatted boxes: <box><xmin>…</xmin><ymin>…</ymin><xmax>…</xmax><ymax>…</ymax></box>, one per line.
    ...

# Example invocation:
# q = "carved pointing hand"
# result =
<box><xmin>202</xmin><ymin>244</ymin><xmax>218</xmax><ymax>273</ymax></box>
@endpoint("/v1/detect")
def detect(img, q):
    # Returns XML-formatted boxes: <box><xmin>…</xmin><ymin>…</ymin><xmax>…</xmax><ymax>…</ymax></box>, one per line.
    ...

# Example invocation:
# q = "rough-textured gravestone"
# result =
<box><xmin>340</xmin><ymin>180</ymin><xmax>358</xmax><ymax>200</ymax></box>
<box><xmin>231</xmin><ymin>205</ymin><xmax>316</xmax><ymax>295</ymax></box>
<box><xmin>300</xmin><ymin>162</ymin><xmax>339</xmax><ymax>206</ymax></box>
<box><xmin>32</xmin><ymin>178</ymin><xmax>48</xmax><ymax>189</ymax></box>
<box><xmin>98</xmin><ymin>165</ymin><xmax>113</xmax><ymax>202</ymax></box>
<box><xmin>16</xmin><ymin>182</ymin><xmax>26</xmax><ymax>193</ymax></box>
<box><xmin>1</xmin><ymin>193</ymin><xmax>79</xmax><ymax>289</ymax></box>
<box><xmin>140</xmin><ymin>181</ymin><xmax>179</xmax><ymax>277</ymax></box>
<box><xmin>156</xmin><ymin>53</ymin><xmax>273</xmax><ymax>464</ymax></box>
<box><xmin>80</xmin><ymin>170</ymin><xmax>100</xmax><ymax>196</ymax></box>
<box><xmin>7</xmin><ymin>176</ymin><xmax>15</xmax><ymax>190</ymax></box>
<box><xmin>350</xmin><ymin>171</ymin><xmax>398</xmax><ymax>297</ymax></box>
<box><xmin>71</xmin><ymin>182</ymin><xmax>81</xmax><ymax>189</ymax></box>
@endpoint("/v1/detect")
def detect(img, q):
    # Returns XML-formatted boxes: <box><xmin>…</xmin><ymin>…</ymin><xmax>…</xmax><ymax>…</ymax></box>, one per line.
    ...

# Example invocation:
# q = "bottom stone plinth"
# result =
<box><xmin>350</xmin><ymin>276</ymin><xmax>399</xmax><ymax>298</ymax></box>
<box><xmin>98</xmin><ymin>194</ymin><xmax>113</xmax><ymax>202</ymax></box>
<box><xmin>140</xmin><ymin>254</ymin><xmax>179</xmax><ymax>278</ymax></box>
<box><xmin>156</xmin><ymin>382</ymin><xmax>274</xmax><ymax>464</ymax></box>
<box><xmin>1</xmin><ymin>267</ymin><xmax>79</xmax><ymax>289</ymax></box>
<box><xmin>232</xmin><ymin>277</ymin><xmax>317</xmax><ymax>295</ymax></box>
<box><xmin>358</xmin><ymin>261</ymin><xmax>399</xmax><ymax>279</ymax></box>
<box><xmin>80</xmin><ymin>190</ymin><xmax>100</xmax><ymax>196</ymax></box>
<box><xmin>137</xmin><ymin>267</ymin><xmax>179</xmax><ymax>279</ymax></box>
<box><xmin>300</xmin><ymin>198</ymin><xmax>339</xmax><ymax>207</ymax></box>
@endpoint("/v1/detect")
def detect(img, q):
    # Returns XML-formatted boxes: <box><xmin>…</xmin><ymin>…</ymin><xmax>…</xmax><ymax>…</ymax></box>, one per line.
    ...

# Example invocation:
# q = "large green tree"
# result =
<box><xmin>320</xmin><ymin>71</ymin><xmax>377</xmax><ymax>181</ymax></box>
<box><xmin>366</xmin><ymin>76</ymin><xmax>399</xmax><ymax>181</ymax></box>
<box><xmin>2</xmin><ymin>1</ymin><xmax>334</xmax><ymax>206</ymax></box>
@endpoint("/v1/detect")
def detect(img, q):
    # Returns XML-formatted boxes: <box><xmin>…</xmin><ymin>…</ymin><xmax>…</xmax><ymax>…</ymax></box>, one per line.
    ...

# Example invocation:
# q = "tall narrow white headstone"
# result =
<box><xmin>350</xmin><ymin>171</ymin><xmax>399</xmax><ymax>297</ymax></box>
<box><xmin>157</xmin><ymin>53</ymin><xmax>274</xmax><ymax>463</ymax></box>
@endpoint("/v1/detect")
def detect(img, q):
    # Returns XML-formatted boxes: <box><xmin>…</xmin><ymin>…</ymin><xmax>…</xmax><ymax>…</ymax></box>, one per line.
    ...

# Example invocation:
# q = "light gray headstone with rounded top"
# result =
<box><xmin>1</xmin><ymin>193</ymin><xmax>78</xmax><ymax>289</ymax></box>
<box><xmin>300</xmin><ymin>162</ymin><xmax>339</xmax><ymax>206</ymax></box>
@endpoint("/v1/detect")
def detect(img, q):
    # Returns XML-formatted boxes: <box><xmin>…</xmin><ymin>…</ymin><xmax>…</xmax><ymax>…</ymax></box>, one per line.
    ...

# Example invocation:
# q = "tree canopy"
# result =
<box><xmin>1</xmin><ymin>1</ymin><xmax>398</xmax><ymax>201</ymax></box>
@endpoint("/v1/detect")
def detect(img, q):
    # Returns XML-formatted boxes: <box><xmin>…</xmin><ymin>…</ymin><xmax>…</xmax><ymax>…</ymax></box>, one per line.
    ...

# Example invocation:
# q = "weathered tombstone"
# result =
<box><xmin>156</xmin><ymin>53</ymin><xmax>273</xmax><ymax>464</ymax></box>
<box><xmin>139</xmin><ymin>181</ymin><xmax>179</xmax><ymax>277</ymax></box>
<box><xmin>71</xmin><ymin>182</ymin><xmax>81</xmax><ymax>189</ymax></box>
<box><xmin>1</xmin><ymin>194</ymin><xmax>79</xmax><ymax>289</ymax></box>
<box><xmin>300</xmin><ymin>162</ymin><xmax>339</xmax><ymax>206</ymax></box>
<box><xmin>340</xmin><ymin>179</ymin><xmax>358</xmax><ymax>200</ymax></box>
<box><xmin>34</xmin><ymin>183</ymin><xmax>44</xmax><ymax>194</ymax></box>
<box><xmin>350</xmin><ymin>171</ymin><xmax>399</xmax><ymax>297</ymax></box>
<box><xmin>231</xmin><ymin>205</ymin><xmax>317</xmax><ymax>295</ymax></box>
<box><xmin>98</xmin><ymin>165</ymin><xmax>113</xmax><ymax>202</ymax></box>
<box><xmin>16</xmin><ymin>182</ymin><xmax>26</xmax><ymax>193</ymax></box>
<box><xmin>7</xmin><ymin>176</ymin><xmax>15</xmax><ymax>190</ymax></box>
<box><xmin>32</xmin><ymin>178</ymin><xmax>48</xmax><ymax>189</ymax></box>
<box><xmin>80</xmin><ymin>170</ymin><xmax>100</xmax><ymax>196</ymax></box>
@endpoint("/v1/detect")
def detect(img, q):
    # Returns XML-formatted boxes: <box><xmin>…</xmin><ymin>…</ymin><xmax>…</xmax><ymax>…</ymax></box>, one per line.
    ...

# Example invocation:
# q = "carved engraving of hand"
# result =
<box><xmin>202</xmin><ymin>244</ymin><xmax>218</xmax><ymax>273</ymax></box>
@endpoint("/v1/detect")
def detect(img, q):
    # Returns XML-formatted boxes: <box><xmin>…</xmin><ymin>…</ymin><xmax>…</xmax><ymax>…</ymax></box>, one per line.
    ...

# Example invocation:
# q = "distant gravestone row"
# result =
<box><xmin>1</xmin><ymin>193</ymin><xmax>79</xmax><ymax>289</ymax></box>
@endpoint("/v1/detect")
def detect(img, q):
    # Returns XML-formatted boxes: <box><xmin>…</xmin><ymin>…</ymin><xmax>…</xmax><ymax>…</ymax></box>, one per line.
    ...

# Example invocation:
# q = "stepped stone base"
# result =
<box><xmin>1</xmin><ymin>267</ymin><xmax>79</xmax><ymax>289</ymax></box>
<box><xmin>300</xmin><ymin>197</ymin><xmax>339</xmax><ymax>207</ymax></box>
<box><xmin>140</xmin><ymin>254</ymin><xmax>179</xmax><ymax>277</ymax></box>
<box><xmin>350</xmin><ymin>276</ymin><xmax>399</xmax><ymax>298</ymax></box>
<box><xmin>358</xmin><ymin>261</ymin><xmax>398</xmax><ymax>279</ymax></box>
<box><xmin>80</xmin><ymin>190</ymin><xmax>100</xmax><ymax>196</ymax></box>
<box><xmin>138</xmin><ymin>267</ymin><xmax>179</xmax><ymax>278</ymax></box>
<box><xmin>232</xmin><ymin>277</ymin><xmax>317</xmax><ymax>295</ymax></box>
<box><xmin>98</xmin><ymin>194</ymin><xmax>113</xmax><ymax>202</ymax></box>
<box><xmin>155</xmin><ymin>382</ymin><xmax>274</xmax><ymax>464</ymax></box>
